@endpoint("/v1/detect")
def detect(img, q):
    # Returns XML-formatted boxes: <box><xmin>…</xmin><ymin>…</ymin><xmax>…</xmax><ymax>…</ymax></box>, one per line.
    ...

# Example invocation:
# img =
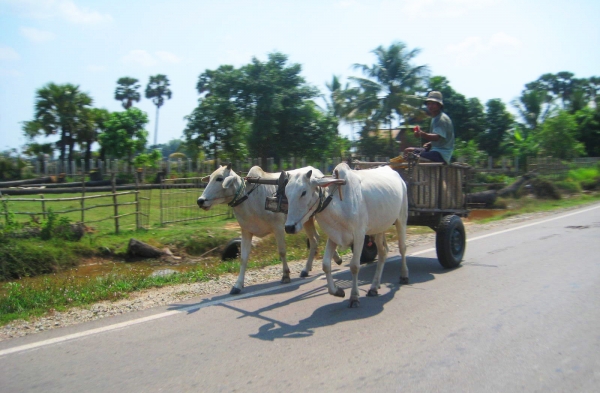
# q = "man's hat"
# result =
<box><xmin>425</xmin><ymin>91</ymin><xmax>444</xmax><ymax>107</ymax></box>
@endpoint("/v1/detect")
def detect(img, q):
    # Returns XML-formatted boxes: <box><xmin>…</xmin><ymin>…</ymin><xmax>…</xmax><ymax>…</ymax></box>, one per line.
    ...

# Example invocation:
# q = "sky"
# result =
<box><xmin>1</xmin><ymin>0</ymin><xmax>599</xmax><ymax>154</ymax></box>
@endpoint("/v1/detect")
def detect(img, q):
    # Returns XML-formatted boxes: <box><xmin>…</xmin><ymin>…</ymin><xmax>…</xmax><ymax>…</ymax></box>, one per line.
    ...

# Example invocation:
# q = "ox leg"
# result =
<box><xmin>231</xmin><ymin>230</ymin><xmax>253</xmax><ymax>295</ymax></box>
<box><xmin>367</xmin><ymin>233</ymin><xmax>388</xmax><ymax>297</ymax></box>
<box><xmin>301</xmin><ymin>218</ymin><xmax>318</xmax><ymax>278</ymax></box>
<box><xmin>396</xmin><ymin>217</ymin><xmax>409</xmax><ymax>284</ymax></box>
<box><xmin>274</xmin><ymin>227</ymin><xmax>291</xmax><ymax>284</ymax></box>
<box><xmin>323</xmin><ymin>239</ymin><xmax>345</xmax><ymax>298</ymax></box>
<box><xmin>348</xmin><ymin>233</ymin><xmax>364</xmax><ymax>308</ymax></box>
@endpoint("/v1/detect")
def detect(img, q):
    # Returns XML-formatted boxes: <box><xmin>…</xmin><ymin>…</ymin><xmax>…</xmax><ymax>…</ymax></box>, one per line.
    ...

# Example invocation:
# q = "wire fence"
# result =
<box><xmin>159</xmin><ymin>177</ymin><xmax>233</xmax><ymax>226</ymax></box>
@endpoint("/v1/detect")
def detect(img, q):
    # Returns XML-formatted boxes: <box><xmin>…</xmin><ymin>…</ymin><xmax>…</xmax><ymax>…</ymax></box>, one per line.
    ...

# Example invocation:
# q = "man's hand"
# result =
<box><xmin>423</xmin><ymin>142</ymin><xmax>432</xmax><ymax>151</ymax></box>
<box><xmin>413</xmin><ymin>125</ymin><xmax>421</xmax><ymax>138</ymax></box>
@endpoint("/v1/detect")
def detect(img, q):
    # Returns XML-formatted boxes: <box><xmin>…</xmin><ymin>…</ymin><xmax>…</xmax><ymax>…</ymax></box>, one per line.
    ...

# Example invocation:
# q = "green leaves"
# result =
<box><xmin>98</xmin><ymin>108</ymin><xmax>149</xmax><ymax>161</ymax></box>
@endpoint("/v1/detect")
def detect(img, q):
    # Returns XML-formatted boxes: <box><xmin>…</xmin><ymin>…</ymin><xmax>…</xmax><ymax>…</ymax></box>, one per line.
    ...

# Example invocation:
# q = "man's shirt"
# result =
<box><xmin>430</xmin><ymin>111</ymin><xmax>454</xmax><ymax>164</ymax></box>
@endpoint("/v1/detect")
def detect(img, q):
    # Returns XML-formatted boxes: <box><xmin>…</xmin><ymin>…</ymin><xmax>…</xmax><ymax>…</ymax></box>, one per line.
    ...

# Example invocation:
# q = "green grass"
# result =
<box><xmin>469</xmin><ymin>193</ymin><xmax>600</xmax><ymax>224</ymax></box>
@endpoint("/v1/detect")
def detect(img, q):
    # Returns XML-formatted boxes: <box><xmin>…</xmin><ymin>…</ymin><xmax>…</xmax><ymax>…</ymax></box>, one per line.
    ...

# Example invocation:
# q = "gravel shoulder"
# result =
<box><xmin>0</xmin><ymin>205</ymin><xmax>590</xmax><ymax>342</ymax></box>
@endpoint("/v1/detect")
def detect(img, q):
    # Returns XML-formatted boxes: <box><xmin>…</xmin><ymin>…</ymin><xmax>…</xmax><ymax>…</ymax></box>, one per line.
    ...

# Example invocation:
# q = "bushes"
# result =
<box><xmin>0</xmin><ymin>238</ymin><xmax>80</xmax><ymax>280</ymax></box>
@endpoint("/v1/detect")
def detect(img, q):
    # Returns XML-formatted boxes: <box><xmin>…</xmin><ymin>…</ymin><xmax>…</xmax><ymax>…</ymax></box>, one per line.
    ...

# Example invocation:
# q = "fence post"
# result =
<box><xmin>135</xmin><ymin>171</ymin><xmax>140</xmax><ymax>230</ymax></box>
<box><xmin>40</xmin><ymin>194</ymin><xmax>46</xmax><ymax>220</ymax></box>
<box><xmin>159</xmin><ymin>178</ymin><xmax>164</xmax><ymax>226</ymax></box>
<box><xmin>111</xmin><ymin>172</ymin><xmax>119</xmax><ymax>234</ymax></box>
<box><xmin>81</xmin><ymin>172</ymin><xmax>86</xmax><ymax>223</ymax></box>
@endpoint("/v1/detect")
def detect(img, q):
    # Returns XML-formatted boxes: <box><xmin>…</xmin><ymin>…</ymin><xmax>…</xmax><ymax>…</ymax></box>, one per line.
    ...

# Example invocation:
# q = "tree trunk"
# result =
<box><xmin>467</xmin><ymin>172</ymin><xmax>536</xmax><ymax>207</ymax></box>
<box><xmin>154</xmin><ymin>106</ymin><xmax>160</xmax><ymax>146</ymax></box>
<box><xmin>127</xmin><ymin>238</ymin><xmax>176</xmax><ymax>260</ymax></box>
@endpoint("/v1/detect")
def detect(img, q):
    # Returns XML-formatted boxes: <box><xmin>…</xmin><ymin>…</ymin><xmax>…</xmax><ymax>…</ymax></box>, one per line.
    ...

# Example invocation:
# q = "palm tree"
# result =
<box><xmin>23</xmin><ymin>83</ymin><xmax>93</xmax><ymax>163</ymax></box>
<box><xmin>145</xmin><ymin>74</ymin><xmax>172</xmax><ymax>146</ymax></box>
<box><xmin>349</xmin><ymin>42</ymin><xmax>428</xmax><ymax>154</ymax></box>
<box><xmin>114</xmin><ymin>77</ymin><xmax>141</xmax><ymax>109</ymax></box>
<box><xmin>511</xmin><ymin>89</ymin><xmax>554</xmax><ymax>133</ymax></box>
<box><xmin>78</xmin><ymin>108</ymin><xmax>110</xmax><ymax>166</ymax></box>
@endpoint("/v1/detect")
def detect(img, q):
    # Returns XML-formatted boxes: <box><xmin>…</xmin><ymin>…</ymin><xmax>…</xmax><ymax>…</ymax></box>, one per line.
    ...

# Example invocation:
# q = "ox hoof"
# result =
<box><xmin>349</xmin><ymin>298</ymin><xmax>360</xmax><ymax>308</ymax></box>
<box><xmin>281</xmin><ymin>276</ymin><xmax>291</xmax><ymax>284</ymax></box>
<box><xmin>334</xmin><ymin>287</ymin><xmax>345</xmax><ymax>298</ymax></box>
<box><xmin>334</xmin><ymin>257</ymin><xmax>342</xmax><ymax>266</ymax></box>
<box><xmin>399</xmin><ymin>276</ymin><xmax>409</xmax><ymax>285</ymax></box>
<box><xmin>300</xmin><ymin>270</ymin><xmax>309</xmax><ymax>278</ymax></box>
<box><xmin>230</xmin><ymin>287</ymin><xmax>242</xmax><ymax>295</ymax></box>
<box><xmin>366</xmin><ymin>289</ymin><xmax>379</xmax><ymax>297</ymax></box>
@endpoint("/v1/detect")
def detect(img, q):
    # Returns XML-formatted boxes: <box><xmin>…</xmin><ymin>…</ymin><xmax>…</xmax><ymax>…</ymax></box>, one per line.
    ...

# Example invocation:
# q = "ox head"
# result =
<box><xmin>284</xmin><ymin>169</ymin><xmax>345</xmax><ymax>234</ymax></box>
<box><xmin>197</xmin><ymin>163</ymin><xmax>239</xmax><ymax>210</ymax></box>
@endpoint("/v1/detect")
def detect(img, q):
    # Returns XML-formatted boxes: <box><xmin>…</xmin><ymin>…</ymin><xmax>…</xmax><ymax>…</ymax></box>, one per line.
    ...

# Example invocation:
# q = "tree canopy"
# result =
<box><xmin>115</xmin><ymin>77</ymin><xmax>141</xmax><ymax>109</ymax></box>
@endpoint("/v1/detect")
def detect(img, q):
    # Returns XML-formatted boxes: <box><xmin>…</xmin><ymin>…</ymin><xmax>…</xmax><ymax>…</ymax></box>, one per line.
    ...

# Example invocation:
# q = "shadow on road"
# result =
<box><xmin>167</xmin><ymin>255</ymin><xmax>459</xmax><ymax>335</ymax></box>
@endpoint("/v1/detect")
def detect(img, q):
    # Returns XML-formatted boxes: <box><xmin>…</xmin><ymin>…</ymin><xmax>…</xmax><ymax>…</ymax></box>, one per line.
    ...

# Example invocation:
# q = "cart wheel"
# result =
<box><xmin>351</xmin><ymin>235</ymin><xmax>378</xmax><ymax>264</ymax></box>
<box><xmin>436</xmin><ymin>215</ymin><xmax>466</xmax><ymax>268</ymax></box>
<box><xmin>221</xmin><ymin>238</ymin><xmax>242</xmax><ymax>261</ymax></box>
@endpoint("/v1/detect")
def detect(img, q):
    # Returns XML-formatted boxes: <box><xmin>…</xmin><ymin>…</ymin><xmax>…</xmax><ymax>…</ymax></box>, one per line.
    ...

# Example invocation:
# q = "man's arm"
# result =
<box><xmin>413</xmin><ymin>127</ymin><xmax>441</xmax><ymax>141</ymax></box>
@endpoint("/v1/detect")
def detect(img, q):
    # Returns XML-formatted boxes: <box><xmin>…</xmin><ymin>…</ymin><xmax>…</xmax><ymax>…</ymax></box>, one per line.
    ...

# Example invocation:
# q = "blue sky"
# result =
<box><xmin>1</xmin><ymin>0</ymin><xmax>599</xmax><ymax>153</ymax></box>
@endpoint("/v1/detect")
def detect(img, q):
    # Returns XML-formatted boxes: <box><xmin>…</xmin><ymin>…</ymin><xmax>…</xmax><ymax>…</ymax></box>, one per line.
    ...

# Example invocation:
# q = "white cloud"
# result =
<box><xmin>5</xmin><ymin>0</ymin><xmax>112</xmax><ymax>25</ymax></box>
<box><xmin>57</xmin><ymin>0</ymin><xmax>112</xmax><ymax>25</ymax></box>
<box><xmin>444</xmin><ymin>32</ymin><xmax>522</xmax><ymax>66</ymax></box>
<box><xmin>20</xmin><ymin>27</ymin><xmax>56</xmax><ymax>43</ymax></box>
<box><xmin>155</xmin><ymin>51</ymin><xmax>182</xmax><ymax>64</ymax></box>
<box><xmin>0</xmin><ymin>46</ymin><xmax>20</xmax><ymax>61</ymax></box>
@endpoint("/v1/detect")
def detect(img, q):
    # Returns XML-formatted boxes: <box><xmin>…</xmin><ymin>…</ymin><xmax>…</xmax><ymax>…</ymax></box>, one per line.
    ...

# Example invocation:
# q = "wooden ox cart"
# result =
<box><xmin>353</xmin><ymin>159</ymin><xmax>470</xmax><ymax>268</ymax></box>
<box><xmin>246</xmin><ymin>159</ymin><xmax>470</xmax><ymax>269</ymax></box>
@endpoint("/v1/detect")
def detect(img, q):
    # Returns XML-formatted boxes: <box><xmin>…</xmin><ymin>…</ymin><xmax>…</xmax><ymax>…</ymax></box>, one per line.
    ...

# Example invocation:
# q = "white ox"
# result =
<box><xmin>284</xmin><ymin>162</ymin><xmax>408</xmax><ymax>307</ymax></box>
<box><xmin>197</xmin><ymin>164</ymin><xmax>340</xmax><ymax>294</ymax></box>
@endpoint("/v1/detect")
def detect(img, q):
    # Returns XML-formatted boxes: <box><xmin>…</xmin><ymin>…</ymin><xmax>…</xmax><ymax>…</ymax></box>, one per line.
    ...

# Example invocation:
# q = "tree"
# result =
<box><xmin>538</xmin><ymin>111</ymin><xmax>585</xmax><ymax>159</ymax></box>
<box><xmin>145</xmin><ymin>74</ymin><xmax>172</xmax><ymax>146</ymax></box>
<box><xmin>573</xmin><ymin>106</ymin><xmax>600</xmax><ymax>156</ymax></box>
<box><xmin>349</xmin><ymin>42</ymin><xmax>428</xmax><ymax>156</ymax></box>
<box><xmin>184</xmin><ymin>93</ymin><xmax>249</xmax><ymax>166</ymax></box>
<box><xmin>512</xmin><ymin>88</ymin><xmax>554</xmax><ymax>133</ymax></box>
<box><xmin>23</xmin><ymin>83</ymin><xmax>93</xmax><ymax>162</ymax></box>
<box><xmin>80</xmin><ymin>108</ymin><xmax>110</xmax><ymax>165</ymax></box>
<box><xmin>186</xmin><ymin>53</ymin><xmax>338</xmax><ymax>164</ymax></box>
<box><xmin>97</xmin><ymin>108</ymin><xmax>149</xmax><ymax>164</ymax></box>
<box><xmin>114</xmin><ymin>77</ymin><xmax>141</xmax><ymax>109</ymax></box>
<box><xmin>478</xmin><ymin>99</ymin><xmax>514</xmax><ymax>158</ymax></box>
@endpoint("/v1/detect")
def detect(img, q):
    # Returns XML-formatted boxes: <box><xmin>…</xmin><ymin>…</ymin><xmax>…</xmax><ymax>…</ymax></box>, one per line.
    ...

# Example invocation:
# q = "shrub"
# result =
<box><xmin>555</xmin><ymin>180</ymin><xmax>582</xmax><ymax>194</ymax></box>
<box><xmin>530</xmin><ymin>178</ymin><xmax>561</xmax><ymax>200</ymax></box>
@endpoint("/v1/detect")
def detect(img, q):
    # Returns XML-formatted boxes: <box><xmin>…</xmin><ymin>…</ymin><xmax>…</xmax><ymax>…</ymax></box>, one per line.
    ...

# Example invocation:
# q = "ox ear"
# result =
<box><xmin>226</xmin><ymin>162</ymin><xmax>232</xmax><ymax>170</ymax></box>
<box><xmin>314</xmin><ymin>177</ymin><xmax>345</xmax><ymax>188</ymax></box>
<box><xmin>305</xmin><ymin>170</ymin><xmax>312</xmax><ymax>180</ymax></box>
<box><xmin>201</xmin><ymin>175</ymin><xmax>210</xmax><ymax>183</ymax></box>
<box><xmin>222</xmin><ymin>175</ymin><xmax>235</xmax><ymax>189</ymax></box>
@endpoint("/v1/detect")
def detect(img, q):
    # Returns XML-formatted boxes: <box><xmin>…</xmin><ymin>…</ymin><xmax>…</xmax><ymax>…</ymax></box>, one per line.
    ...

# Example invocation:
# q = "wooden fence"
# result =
<box><xmin>0</xmin><ymin>177</ymin><xmax>152</xmax><ymax>233</ymax></box>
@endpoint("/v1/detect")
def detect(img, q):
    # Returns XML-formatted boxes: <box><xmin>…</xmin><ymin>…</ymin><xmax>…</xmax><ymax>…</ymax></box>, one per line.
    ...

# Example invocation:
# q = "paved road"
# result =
<box><xmin>1</xmin><ymin>204</ymin><xmax>600</xmax><ymax>392</ymax></box>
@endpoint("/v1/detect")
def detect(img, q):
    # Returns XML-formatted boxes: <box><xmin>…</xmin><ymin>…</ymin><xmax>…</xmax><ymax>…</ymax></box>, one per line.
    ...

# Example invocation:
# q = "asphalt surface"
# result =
<box><xmin>1</xmin><ymin>203</ymin><xmax>599</xmax><ymax>392</ymax></box>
